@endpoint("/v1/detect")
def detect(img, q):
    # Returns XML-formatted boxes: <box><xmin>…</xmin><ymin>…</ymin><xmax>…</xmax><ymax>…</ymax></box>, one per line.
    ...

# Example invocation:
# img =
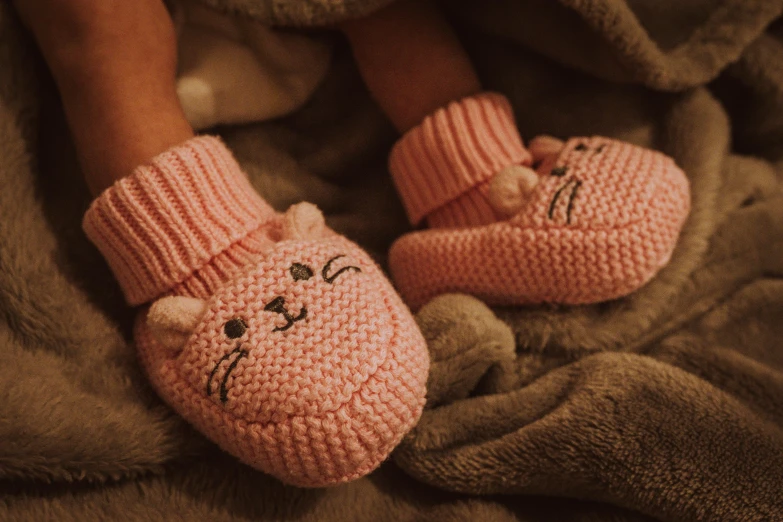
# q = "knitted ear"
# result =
<box><xmin>488</xmin><ymin>165</ymin><xmax>540</xmax><ymax>217</ymax></box>
<box><xmin>281</xmin><ymin>202</ymin><xmax>326</xmax><ymax>240</ymax></box>
<box><xmin>528</xmin><ymin>135</ymin><xmax>565</xmax><ymax>163</ymax></box>
<box><xmin>147</xmin><ymin>296</ymin><xmax>208</xmax><ymax>351</ymax></box>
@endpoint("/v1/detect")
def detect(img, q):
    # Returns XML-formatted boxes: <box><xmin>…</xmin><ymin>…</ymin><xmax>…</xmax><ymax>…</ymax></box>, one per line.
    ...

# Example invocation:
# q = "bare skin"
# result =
<box><xmin>339</xmin><ymin>0</ymin><xmax>482</xmax><ymax>133</ymax></box>
<box><xmin>14</xmin><ymin>0</ymin><xmax>482</xmax><ymax>195</ymax></box>
<box><xmin>14</xmin><ymin>0</ymin><xmax>194</xmax><ymax>195</ymax></box>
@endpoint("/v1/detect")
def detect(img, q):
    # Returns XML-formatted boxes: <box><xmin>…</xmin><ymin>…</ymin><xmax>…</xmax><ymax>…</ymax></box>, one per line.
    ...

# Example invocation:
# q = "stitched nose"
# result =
<box><xmin>264</xmin><ymin>296</ymin><xmax>288</xmax><ymax>315</ymax></box>
<box><xmin>264</xmin><ymin>296</ymin><xmax>307</xmax><ymax>332</ymax></box>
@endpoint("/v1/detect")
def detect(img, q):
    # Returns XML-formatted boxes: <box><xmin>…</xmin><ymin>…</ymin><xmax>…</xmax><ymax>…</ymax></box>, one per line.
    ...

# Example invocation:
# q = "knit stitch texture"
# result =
<box><xmin>389</xmin><ymin>136</ymin><xmax>691</xmax><ymax>309</ymax></box>
<box><xmin>83</xmin><ymin>136</ymin><xmax>429</xmax><ymax>487</ymax></box>
<box><xmin>389</xmin><ymin>92</ymin><xmax>532</xmax><ymax>228</ymax></box>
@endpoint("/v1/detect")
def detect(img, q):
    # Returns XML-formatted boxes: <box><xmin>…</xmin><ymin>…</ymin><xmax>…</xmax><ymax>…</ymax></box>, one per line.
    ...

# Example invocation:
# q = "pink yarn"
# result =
<box><xmin>82</xmin><ymin>137</ymin><xmax>277</xmax><ymax>305</ymax></box>
<box><xmin>389</xmin><ymin>93</ymin><xmax>532</xmax><ymax>228</ymax></box>
<box><xmin>83</xmin><ymin>137</ymin><xmax>429</xmax><ymax>487</ymax></box>
<box><xmin>389</xmin><ymin>135</ymin><xmax>691</xmax><ymax>309</ymax></box>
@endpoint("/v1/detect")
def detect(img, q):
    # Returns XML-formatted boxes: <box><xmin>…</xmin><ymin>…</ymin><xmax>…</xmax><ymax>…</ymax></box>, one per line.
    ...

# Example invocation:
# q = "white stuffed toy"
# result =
<box><xmin>172</xmin><ymin>1</ymin><xmax>332</xmax><ymax>130</ymax></box>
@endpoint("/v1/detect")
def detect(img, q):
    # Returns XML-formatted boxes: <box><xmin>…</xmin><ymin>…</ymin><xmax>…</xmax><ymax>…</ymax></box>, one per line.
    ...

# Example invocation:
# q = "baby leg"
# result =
<box><xmin>340</xmin><ymin>0</ymin><xmax>540</xmax><ymax>228</ymax></box>
<box><xmin>14</xmin><ymin>0</ymin><xmax>195</xmax><ymax>196</ymax></box>
<box><xmin>339</xmin><ymin>0</ymin><xmax>480</xmax><ymax>133</ymax></box>
<box><xmin>17</xmin><ymin>0</ymin><xmax>428</xmax><ymax>486</ymax></box>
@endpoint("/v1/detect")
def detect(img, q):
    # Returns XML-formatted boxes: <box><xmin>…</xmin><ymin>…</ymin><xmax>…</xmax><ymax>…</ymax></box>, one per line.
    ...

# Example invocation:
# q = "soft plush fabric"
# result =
<box><xmin>2</xmin><ymin>0</ymin><xmax>783</xmax><ymax>521</ymax></box>
<box><xmin>174</xmin><ymin>0</ymin><xmax>333</xmax><ymax>130</ymax></box>
<box><xmin>82</xmin><ymin>136</ymin><xmax>428</xmax><ymax>487</ymax></box>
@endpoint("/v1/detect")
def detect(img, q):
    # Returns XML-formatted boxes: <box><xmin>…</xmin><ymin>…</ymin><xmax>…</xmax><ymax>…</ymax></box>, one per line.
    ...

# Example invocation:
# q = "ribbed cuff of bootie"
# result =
<box><xmin>388</xmin><ymin>92</ymin><xmax>532</xmax><ymax>226</ymax></box>
<box><xmin>82</xmin><ymin>136</ymin><xmax>276</xmax><ymax>306</ymax></box>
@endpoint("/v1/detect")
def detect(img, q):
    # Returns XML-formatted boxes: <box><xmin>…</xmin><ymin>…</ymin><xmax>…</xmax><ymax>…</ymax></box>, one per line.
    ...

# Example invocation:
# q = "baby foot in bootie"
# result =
<box><xmin>389</xmin><ymin>93</ymin><xmax>541</xmax><ymax>229</ymax></box>
<box><xmin>83</xmin><ymin>137</ymin><xmax>429</xmax><ymax>487</ymax></box>
<box><xmin>387</xmin><ymin>98</ymin><xmax>691</xmax><ymax>308</ymax></box>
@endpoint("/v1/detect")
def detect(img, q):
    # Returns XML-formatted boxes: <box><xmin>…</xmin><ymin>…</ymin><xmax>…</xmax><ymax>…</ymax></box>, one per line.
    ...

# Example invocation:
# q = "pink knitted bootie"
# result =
<box><xmin>388</xmin><ymin>93</ymin><xmax>691</xmax><ymax>310</ymax></box>
<box><xmin>83</xmin><ymin>136</ymin><xmax>429</xmax><ymax>487</ymax></box>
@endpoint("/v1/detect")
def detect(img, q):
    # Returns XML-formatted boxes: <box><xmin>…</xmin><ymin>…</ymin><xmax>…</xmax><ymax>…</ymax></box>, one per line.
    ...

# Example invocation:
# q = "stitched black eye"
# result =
<box><xmin>574</xmin><ymin>143</ymin><xmax>588</xmax><ymax>151</ymax></box>
<box><xmin>290</xmin><ymin>263</ymin><xmax>313</xmax><ymax>281</ymax></box>
<box><xmin>224</xmin><ymin>318</ymin><xmax>247</xmax><ymax>339</ymax></box>
<box><xmin>322</xmin><ymin>255</ymin><xmax>361</xmax><ymax>284</ymax></box>
<box><xmin>595</xmin><ymin>144</ymin><xmax>606</xmax><ymax>153</ymax></box>
<box><xmin>551</xmin><ymin>166</ymin><xmax>568</xmax><ymax>177</ymax></box>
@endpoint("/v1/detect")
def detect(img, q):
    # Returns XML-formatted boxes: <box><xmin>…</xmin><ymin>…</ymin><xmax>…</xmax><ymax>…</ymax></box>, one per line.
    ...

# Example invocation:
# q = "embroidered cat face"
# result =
<box><xmin>488</xmin><ymin>135</ymin><xmax>686</xmax><ymax>230</ymax></box>
<box><xmin>139</xmin><ymin>203</ymin><xmax>429</xmax><ymax>487</ymax></box>
<box><xmin>143</xmin><ymin>204</ymin><xmax>414</xmax><ymax>424</ymax></box>
<box><xmin>200</xmin><ymin>251</ymin><xmax>364</xmax><ymax>406</ymax></box>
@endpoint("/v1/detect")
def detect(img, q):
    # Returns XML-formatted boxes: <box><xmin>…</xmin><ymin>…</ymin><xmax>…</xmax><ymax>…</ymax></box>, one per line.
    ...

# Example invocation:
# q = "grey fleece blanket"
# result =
<box><xmin>2</xmin><ymin>0</ymin><xmax>783</xmax><ymax>521</ymax></box>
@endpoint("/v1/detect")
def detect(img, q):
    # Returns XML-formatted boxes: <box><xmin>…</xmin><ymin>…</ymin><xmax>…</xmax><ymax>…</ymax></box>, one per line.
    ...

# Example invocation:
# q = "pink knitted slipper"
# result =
<box><xmin>388</xmin><ymin>125</ymin><xmax>691</xmax><ymax>309</ymax></box>
<box><xmin>83</xmin><ymin>137</ymin><xmax>429</xmax><ymax>487</ymax></box>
